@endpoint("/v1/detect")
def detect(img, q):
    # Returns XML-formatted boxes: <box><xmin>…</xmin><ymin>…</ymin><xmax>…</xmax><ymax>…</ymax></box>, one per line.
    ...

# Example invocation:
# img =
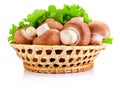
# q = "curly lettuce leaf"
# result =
<box><xmin>61</xmin><ymin>4</ymin><xmax>92</xmax><ymax>23</ymax></box>
<box><xmin>23</xmin><ymin>9</ymin><xmax>47</xmax><ymax>27</ymax></box>
<box><xmin>8</xmin><ymin>24</ymin><xmax>18</xmax><ymax>42</ymax></box>
<box><xmin>48</xmin><ymin>4</ymin><xmax>92</xmax><ymax>24</ymax></box>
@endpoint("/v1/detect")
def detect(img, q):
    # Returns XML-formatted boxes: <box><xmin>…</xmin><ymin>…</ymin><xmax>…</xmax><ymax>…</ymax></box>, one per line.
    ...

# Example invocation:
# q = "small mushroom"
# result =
<box><xmin>43</xmin><ymin>18</ymin><xmax>63</xmax><ymax>31</ymax></box>
<box><xmin>33</xmin><ymin>29</ymin><xmax>60</xmax><ymax>45</ymax></box>
<box><xmin>14</xmin><ymin>26</ymin><xmax>37</xmax><ymax>44</ymax></box>
<box><xmin>60</xmin><ymin>17</ymin><xmax>91</xmax><ymax>46</ymax></box>
<box><xmin>88</xmin><ymin>21</ymin><xmax>110</xmax><ymax>45</ymax></box>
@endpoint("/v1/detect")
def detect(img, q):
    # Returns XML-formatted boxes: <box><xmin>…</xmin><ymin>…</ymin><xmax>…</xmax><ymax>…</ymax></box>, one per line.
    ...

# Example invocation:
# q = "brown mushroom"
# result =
<box><xmin>60</xmin><ymin>17</ymin><xmax>91</xmax><ymax>46</ymax></box>
<box><xmin>14</xmin><ymin>26</ymin><xmax>37</xmax><ymax>44</ymax></box>
<box><xmin>33</xmin><ymin>29</ymin><xmax>60</xmax><ymax>45</ymax></box>
<box><xmin>43</xmin><ymin>18</ymin><xmax>63</xmax><ymax>31</ymax></box>
<box><xmin>88</xmin><ymin>21</ymin><xmax>110</xmax><ymax>45</ymax></box>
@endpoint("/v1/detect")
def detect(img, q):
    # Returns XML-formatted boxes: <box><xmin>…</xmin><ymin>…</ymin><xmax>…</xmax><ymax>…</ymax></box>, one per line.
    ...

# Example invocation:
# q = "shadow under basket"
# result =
<box><xmin>11</xmin><ymin>43</ymin><xmax>106</xmax><ymax>73</ymax></box>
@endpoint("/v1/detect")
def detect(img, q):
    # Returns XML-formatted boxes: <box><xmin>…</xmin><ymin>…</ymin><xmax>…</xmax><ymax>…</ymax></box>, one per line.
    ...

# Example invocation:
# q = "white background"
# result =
<box><xmin>0</xmin><ymin>0</ymin><xmax>120</xmax><ymax>97</ymax></box>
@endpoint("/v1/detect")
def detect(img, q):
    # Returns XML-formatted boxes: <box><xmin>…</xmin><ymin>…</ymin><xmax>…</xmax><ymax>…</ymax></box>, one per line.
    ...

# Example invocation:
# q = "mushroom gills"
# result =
<box><xmin>60</xmin><ymin>27</ymin><xmax>79</xmax><ymax>45</ymax></box>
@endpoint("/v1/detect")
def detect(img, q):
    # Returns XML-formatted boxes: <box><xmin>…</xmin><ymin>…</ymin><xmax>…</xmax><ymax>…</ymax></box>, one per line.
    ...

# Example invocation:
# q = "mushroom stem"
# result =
<box><xmin>21</xmin><ymin>27</ymin><xmax>36</xmax><ymax>41</ymax></box>
<box><xmin>37</xmin><ymin>23</ymin><xmax>50</xmax><ymax>36</ymax></box>
<box><xmin>90</xmin><ymin>33</ymin><xmax>103</xmax><ymax>45</ymax></box>
<box><xmin>25</xmin><ymin>27</ymin><xmax>36</xmax><ymax>38</ymax></box>
<box><xmin>60</xmin><ymin>27</ymin><xmax>79</xmax><ymax>45</ymax></box>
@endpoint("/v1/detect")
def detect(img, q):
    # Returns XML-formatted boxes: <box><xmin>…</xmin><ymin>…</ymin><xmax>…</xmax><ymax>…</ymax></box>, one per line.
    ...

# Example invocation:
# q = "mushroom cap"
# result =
<box><xmin>62</xmin><ymin>19</ymin><xmax>91</xmax><ymax>46</ymax></box>
<box><xmin>43</xmin><ymin>18</ymin><xmax>63</xmax><ymax>31</ymax></box>
<box><xmin>71</xmin><ymin>17</ymin><xmax>84</xmax><ymax>22</ymax></box>
<box><xmin>33</xmin><ymin>29</ymin><xmax>60</xmax><ymax>45</ymax></box>
<box><xmin>14</xmin><ymin>28</ymin><xmax>33</xmax><ymax>44</ymax></box>
<box><xmin>88</xmin><ymin>21</ymin><xmax>110</xmax><ymax>39</ymax></box>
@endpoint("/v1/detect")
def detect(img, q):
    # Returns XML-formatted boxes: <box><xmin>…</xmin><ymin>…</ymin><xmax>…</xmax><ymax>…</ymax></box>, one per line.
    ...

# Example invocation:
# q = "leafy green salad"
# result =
<box><xmin>8</xmin><ymin>4</ymin><xmax>112</xmax><ymax>44</ymax></box>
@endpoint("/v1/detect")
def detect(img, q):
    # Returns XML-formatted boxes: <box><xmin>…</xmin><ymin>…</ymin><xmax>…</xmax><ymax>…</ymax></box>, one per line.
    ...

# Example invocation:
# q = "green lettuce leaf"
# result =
<box><xmin>8</xmin><ymin>24</ymin><xmax>18</xmax><ymax>42</ymax></box>
<box><xmin>102</xmin><ymin>37</ymin><xmax>113</xmax><ymax>44</ymax></box>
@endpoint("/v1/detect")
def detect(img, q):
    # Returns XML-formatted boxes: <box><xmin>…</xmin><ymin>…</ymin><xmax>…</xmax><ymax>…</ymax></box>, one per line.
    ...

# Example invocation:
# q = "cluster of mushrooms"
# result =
<box><xmin>14</xmin><ymin>17</ymin><xmax>110</xmax><ymax>46</ymax></box>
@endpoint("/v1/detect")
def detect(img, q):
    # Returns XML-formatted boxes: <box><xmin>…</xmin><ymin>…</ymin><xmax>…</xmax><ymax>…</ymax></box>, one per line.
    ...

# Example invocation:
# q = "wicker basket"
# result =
<box><xmin>10</xmin><ymin>43</ymin><xmax>106</xmax><ymax>73</ymax></box>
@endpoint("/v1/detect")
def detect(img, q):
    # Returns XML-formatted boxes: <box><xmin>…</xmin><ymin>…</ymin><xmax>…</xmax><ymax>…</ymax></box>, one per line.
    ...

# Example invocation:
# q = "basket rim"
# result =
<box><xmin>10</xmin><ymin>43</ymin><xmax>107</xmax><ymax>48</ymax></box>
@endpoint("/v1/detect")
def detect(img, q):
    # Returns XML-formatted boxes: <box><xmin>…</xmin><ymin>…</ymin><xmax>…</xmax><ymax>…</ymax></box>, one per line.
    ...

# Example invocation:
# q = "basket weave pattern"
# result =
<box><xmin>11</xmin><ymin>44</ymin><xmax>106</xmax><ymax>73</ymax></box>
